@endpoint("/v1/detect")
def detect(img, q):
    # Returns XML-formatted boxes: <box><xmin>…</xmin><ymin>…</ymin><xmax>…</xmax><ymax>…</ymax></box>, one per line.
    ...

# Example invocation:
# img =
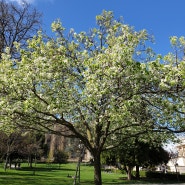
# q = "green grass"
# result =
<box><xmin>0</xmin><ymin>163</ymin><xmax>124</xmax><ymax>185</ymax></box>
<box><xmin>0</xmin><ymin>162</ymin><xmax>183</xmax><ymax>185</ymax></box>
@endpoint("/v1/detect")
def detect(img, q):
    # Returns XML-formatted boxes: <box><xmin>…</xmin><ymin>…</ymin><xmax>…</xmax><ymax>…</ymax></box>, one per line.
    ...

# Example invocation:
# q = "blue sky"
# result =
<box><xmin>7</xmin><ymin>0</ymin><xmax>185</xmax><ymax>55</ymax></box>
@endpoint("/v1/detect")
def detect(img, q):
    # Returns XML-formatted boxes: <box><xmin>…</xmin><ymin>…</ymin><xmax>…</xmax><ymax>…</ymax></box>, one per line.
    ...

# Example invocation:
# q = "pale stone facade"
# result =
<box><xmin>44</xmin><ymin>125</ymin><xmax>92</xmax><ymax>162</ymax></box>
<box><xmin>167</xmin><ymin>139</ymin><xmax>185</xmax><ymax>174</ymax></box>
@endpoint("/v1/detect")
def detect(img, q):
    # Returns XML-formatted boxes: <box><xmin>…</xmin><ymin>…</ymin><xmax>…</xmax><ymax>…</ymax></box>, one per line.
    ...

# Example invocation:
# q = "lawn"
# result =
<box><xmin>0</xmin><ymin>162</ymin><xmax>125</xmax><ymax>185</ymax></box>
<box><xmin>0</xmin><ymin>162</ymin><xmax>183</xmax><ymax>185</ymax></box>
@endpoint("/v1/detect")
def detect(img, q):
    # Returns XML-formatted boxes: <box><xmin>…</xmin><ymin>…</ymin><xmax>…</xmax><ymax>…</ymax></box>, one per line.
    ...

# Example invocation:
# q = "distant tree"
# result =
<box><xmin>3</xmin><ymin>132</ymin><xmax>24</xmax><ymax>171</ymax></box>
<box><xmin>116</xmin><ymin>138</ymin><xmax>170</xmax><ymax>180</ymax></box>
<box><xmin>0</xmin><ymin>130</ymin><xmax>44</xmax><ymax>170</ymax></box>
<box><xmin>21</xmin><ymin>131</ymin><xmax>44</xmax><ymax>168</ymax></box>
<box><xmin>53</xmin><ymin>150</ymin><xmax>68</xmax><ymax>168</ymax></box>
<box><xmin>0</xmin><ymin>0</ymin><xmax>42</xmax><ymax>58</ymax></box>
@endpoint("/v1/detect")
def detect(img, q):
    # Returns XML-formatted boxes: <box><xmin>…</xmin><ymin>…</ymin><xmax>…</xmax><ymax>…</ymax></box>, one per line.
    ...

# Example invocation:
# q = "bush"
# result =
<box><xmin>53</xmin><ymin>150</ymin><xmax>68</xmax><ymax>165</ymax></box>
<box><xmin>146</xmin><ymin>171</ymin><xmax>164</xmax><ymax>179</ymax></box>
<box><xmin>145</xmin><ymin>171</ymin><xmax>185</xmax><ymax>181</ymax></box>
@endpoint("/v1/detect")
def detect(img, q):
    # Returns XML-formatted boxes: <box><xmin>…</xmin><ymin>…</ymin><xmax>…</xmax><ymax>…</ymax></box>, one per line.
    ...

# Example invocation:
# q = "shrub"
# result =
<box><xmin>53</xmin><ymin>150</ymin><xmax>68</xmax><ymax>166</ymax></box>
<box><xmin>145</xmin><ymin>171</ymin><xmax>185</xmax><ymax>181</ymax></box>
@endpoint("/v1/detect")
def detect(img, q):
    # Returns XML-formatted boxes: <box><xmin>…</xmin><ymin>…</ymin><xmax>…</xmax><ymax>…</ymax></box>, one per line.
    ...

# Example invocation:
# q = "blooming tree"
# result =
<box><xmin>0</xmin><ymin>11</ymin><xmax>185</xmax><ymax>185</ymax></box>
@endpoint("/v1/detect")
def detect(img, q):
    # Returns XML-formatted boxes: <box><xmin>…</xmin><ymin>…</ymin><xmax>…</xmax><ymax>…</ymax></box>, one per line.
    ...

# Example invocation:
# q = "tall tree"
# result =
<box><xmin>0</xmin><ymin>130</ymin><xmax>43</xmax><ymax>170</ymax></box>
<box><xmin>0</xmin><ymin>11</ymin><xmax>184</xmax><ymax>185</ymax></box>
<box><xmin>0</xmin><ymin>0</ymin><xmax>42</xmax><ymax>58</ymax></box>
<box><xmin>116</xmin><ymin>138</ymin><xmax>170</xmax><ymax>180</ymax></box>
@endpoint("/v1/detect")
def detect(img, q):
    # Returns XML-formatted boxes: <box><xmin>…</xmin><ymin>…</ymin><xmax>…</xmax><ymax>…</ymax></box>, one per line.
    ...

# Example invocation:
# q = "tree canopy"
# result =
<box><xmin>0</xmin><ymin>10</ymin><xmax>185</xmax><ymax>185</ymax></box>
<box><xmin>0</xmin><ymin>0</ymin><xmax>42</xmax><ymax>58</ymax></box>
<box><xmin>117</xmin><ymin>138</ymin><xmax>169</xmax><ymax>180</ymax></box>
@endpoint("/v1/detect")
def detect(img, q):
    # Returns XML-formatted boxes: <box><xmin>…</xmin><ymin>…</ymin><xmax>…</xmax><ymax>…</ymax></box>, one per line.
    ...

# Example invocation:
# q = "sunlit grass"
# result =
<box><xmin>0</xmin><ymin>162</ymin><xmax>124</xmax><ymax>185</ymax></box>
<box><xmin>0</xmin><ymin>162</ymin><xmax>182</xmax><ymax>184</ymax></box>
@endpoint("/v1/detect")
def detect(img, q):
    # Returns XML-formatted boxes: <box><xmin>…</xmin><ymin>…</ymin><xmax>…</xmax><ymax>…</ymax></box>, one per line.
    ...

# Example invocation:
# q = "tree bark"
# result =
<box><xmin>135</xmin><ymin>165</ymin><xmax>140</xmax><ymax>179</ymax></box>
<box><xmin>93</xmin><ymin>152</ymin><xmax>102</xmax><ymax>185</ymax></box>
<box><xmin>127</xmin><ymin>166</ymin><xmax>132</xmax><ymax>180</ymax></box>
<box><xmin>4</xmin><ymin>154</ymin><xmax>9</xmax><ymax>171</ymax></box>
<box><xmin>28</xmin><ymin>155</ymin><xmax>33</xmax><ymax>168</ymax></box>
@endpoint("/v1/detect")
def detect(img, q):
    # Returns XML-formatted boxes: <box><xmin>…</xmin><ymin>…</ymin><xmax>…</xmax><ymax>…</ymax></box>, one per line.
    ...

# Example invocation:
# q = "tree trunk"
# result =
<box><xmin>127</xmin><ymin>166</ymin><xmax>132</xmax><ymax>180</ymax></box>
<box><xmin>9</xmin><ymin>157</ymin><xmax>12</xmax><ymax>169</ymax></box>
<box><xmin>175</xmin><ymin>165</ymin><xmax>179</xmax><ymax>182</ymax></box>
<box><xmin>93</xmin><ymin>152</ymin><xmax>102</xmax><ymax>185</ymax></box>
<box><xmin>28</xmin><ymin>156</ymin><xmax>33</xmax><ymax>168</ymax></box>
<box><xmin>135</xmin><ymin>165</ymin><xmax>140</xmax><ymax>179</ymax></box>
<box><xmin>4</xmin><ymin>154</ymin><xmax>9</xmax><ymax>171</ymax></box>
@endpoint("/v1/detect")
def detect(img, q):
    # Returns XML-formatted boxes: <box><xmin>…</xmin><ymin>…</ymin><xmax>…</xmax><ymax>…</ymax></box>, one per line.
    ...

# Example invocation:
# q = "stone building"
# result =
<box><xmin>167</xmin><ymin>139</ymin><xmax>185</xmax><ymax>174</ymax></box>
<box><xmin>44</xmin><ymin>125</ymin><xmax>92</xmax><ymax>162</ymax></box>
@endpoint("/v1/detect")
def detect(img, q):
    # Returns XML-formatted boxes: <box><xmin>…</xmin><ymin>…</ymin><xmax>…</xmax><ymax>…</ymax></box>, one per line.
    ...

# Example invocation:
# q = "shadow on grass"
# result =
<box><xmin>115</xmin><ymin>177</ymin><xmax>185</xmax><ymax>184</ymax></box>
<box><xmin>0</xmin><ymin>171</ymin><xmax>45</xmax><ymax>177</ymax></box>
<box><xmin>0</xmin><ymin>166</ymin><xmax>76</xmax><ymax>179</ymax></box>
<box><xmin>0</xmin><ymin>177</ymin><xmax>73</xmax><ymax>185</ymax></box>
<box><xmin>18</xmin><ymin>166</ymin><xmax>76</xmax><ymax>172</ymax></box>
